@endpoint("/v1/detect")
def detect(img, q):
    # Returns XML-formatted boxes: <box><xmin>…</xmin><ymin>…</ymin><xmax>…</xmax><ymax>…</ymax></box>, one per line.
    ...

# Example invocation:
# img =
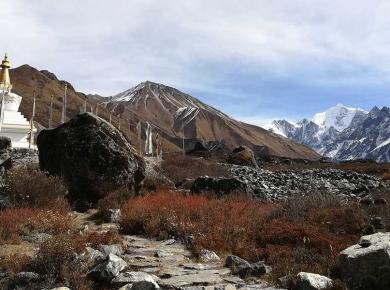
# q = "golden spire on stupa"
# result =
<box><xmin>0</xmin><ymin>53</ymin><xmax>12</xmax><ymax>91</ymax></box>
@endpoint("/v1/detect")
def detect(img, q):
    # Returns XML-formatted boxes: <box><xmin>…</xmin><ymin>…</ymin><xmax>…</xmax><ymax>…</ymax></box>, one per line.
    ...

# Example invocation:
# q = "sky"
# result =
<box><xmin>1</xmin><ymin>0</ymin><xmax>390</xmax><ymax>126</ymax></box>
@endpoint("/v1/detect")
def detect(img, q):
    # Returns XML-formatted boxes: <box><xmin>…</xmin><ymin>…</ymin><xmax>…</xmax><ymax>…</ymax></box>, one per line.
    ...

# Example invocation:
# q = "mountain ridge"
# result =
<box><xmin>267</xmin><ymin>104</ymin><xmax>390</xmax><ymax>162</ymax></box>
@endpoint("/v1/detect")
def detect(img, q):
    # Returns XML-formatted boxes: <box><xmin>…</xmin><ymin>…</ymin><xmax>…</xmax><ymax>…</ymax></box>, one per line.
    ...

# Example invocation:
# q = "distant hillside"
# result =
<box><xmin>104</xmin><ymin>81</ymin><xmax>320</xmax><ymax>160</ymax></box>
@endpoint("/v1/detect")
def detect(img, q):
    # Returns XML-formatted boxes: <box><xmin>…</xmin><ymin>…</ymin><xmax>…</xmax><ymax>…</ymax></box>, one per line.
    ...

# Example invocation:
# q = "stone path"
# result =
<box><xmin>75</xmin><ymin>211</ymin><xmax>285</xmax><ymax>290</ymax></box>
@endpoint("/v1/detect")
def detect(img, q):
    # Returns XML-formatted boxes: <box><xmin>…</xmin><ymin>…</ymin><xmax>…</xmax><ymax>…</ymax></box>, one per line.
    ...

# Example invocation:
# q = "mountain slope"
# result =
<box><xmin>8</xmin><ymin>65</ymin><xmax>319</xmax><ymax>160</ymax></box>
<box><xmin>268</xmin><ymin>104</ymin><xmax>390</xmax><ymax>162</ymax></box>
<box><xmin>105</xmin><ymin>81</ymin><xmax>320</xmax><ymax>160</ymax></box>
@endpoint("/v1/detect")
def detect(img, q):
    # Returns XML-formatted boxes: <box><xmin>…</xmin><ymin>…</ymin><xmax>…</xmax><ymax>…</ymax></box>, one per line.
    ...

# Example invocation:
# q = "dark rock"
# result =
<box><xmin>191</xmin><ymin>176</ymin><xmax>250</xmax><ymax>197</ymax></box>
<box><xmin>362</xmin><ymin>225</ymin><xmax>376</xmax><ymax>236</ymax></box>
<box><xmin>374</xmin><ymin>198</ymin><xmax>387</xmax><ymax>205</ymax></box>
<box><xmin>0</xmin><ymin>136</ymin><xmax>11</xmax><ymax>168</ymax></box>
<box><xmin>250</xmin><ymin>261</ymin><xmax>271</xmax><ymax>276</ymax></box>
<box><xmin>228</xmin><ymin>146</ymin><xmax>258</xmax><ymax>168</ymax></box>
<box><xmin>370</xmin><ymin>217</ymin><xmax>385</xmax><ymax>229</ymax></box>
<box><xmin>360</xmin><ymin>196</ymin><xmax>373</xmax><ymax>206</ymax></box>
<box><xmin>225</xmin><ymin>255</ymin><xmax>252</xmax><ymax>277</ymax></box>
<box><xmin>37</xmin><ymin>113</ymin><xmax>145</xmax><ymax>203</ymax></box>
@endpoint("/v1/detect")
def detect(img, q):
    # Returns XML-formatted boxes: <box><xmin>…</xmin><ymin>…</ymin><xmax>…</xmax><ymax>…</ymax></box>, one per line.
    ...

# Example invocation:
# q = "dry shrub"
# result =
<box><xmin>383</xmin><ymin>172</ymin><xmax>390</xmax><ymax>181</ymax></box>
<box><xmin>142</xmin><ymin>175</ymin><xmax>173</xmax><ymax>192</ymax></box>
<box><xmin>24</xmin><ymin>210</ymin><xmax>75</xmax><ymax>236</ymax></box>
<box><xmin>161</xmin><ymin>155</ymin><xmax>229</xmax><ymax>183</ymax></box>
<box><xmin>0</xmin><ymin>208</ymin><xmax>40</xmax><ymax>244</ymax></box>
<box><xmin>5</xmin><ymin>168</ymin><xmax>69</xmax><ymax>210</ymax></box>
<box><xmin>97</xmin><ymin>186</ymin><xmax>132</xmax><ymax>218</ymax></box>
<box><xmin>0</xmin><ymin>208</ymin><xmax>74</xmax><ymax>244</ymax></box>
<box><xmin>0</xmin><ymin>254</ymin><xmax>32</xmax><ymax>273</ymax></box>
<box><xmin>82</xmin><ymin>230</ymin><xmax>123</xmax><ymax>248</ymax></box>
<box><xmin>32</xmin><ymin>234</ymin><xmax>83</xmax><ymax>277</ymax></box>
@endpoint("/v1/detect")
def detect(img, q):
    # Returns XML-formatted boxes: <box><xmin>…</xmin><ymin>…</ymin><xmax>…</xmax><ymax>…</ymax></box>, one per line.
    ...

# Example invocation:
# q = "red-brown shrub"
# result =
<box><xmin>120</xmin><ymin>190</ymin><xmax>275</xmax><ymax>258</ymax></box>
<box><xmin>0</xmin><ymin>208</ymin><xmax>40</xmax><ymax>244</ymax></box>
<box><xmin>0</xmin><ymin>208</ymin><xmax>74</xmax><ymax>244</ymax></box>
<box><xmin>383</xmin><ymin>172</ymin><xmax>390</xmax><ymax>181</ymax></box>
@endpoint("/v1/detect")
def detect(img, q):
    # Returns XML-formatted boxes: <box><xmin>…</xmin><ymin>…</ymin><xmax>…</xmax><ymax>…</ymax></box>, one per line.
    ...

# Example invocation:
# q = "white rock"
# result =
<box><xmin>199</xmin><ymin>249</ymin><xmax>220</xmax><ymax>262</ymax></box>
<box><xmin>296</xmin><ymin>272</ymin><xmax>333</xmax><ymax>290</ymax></box>
<box><xmin>88</xmin><ymin>253</ymin><xmax>127</xmax><ymax>281</ymax></box>
<box><xmin>112</xmin><ymin>271</ymin><xmax>159</xmax><ymax>287</ymax></box>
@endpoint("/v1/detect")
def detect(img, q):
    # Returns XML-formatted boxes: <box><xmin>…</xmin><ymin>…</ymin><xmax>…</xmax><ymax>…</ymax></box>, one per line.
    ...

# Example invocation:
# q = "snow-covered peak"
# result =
<box><xmin>111</xmin><ymin>82</ymin><xmax>146</xmax><ymax>102</ymax></box>
<box><xmin>312</xmin><ymin>104</ymin><xmax>367</xmax><ymax>132</ymax></box>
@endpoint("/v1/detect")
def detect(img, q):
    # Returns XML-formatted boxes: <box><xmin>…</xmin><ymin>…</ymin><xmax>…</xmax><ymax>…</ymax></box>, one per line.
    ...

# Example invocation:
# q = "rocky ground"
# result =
<box><xmin>191</xmin><ymin>164</ymin><xmax>386</xmax><ymax>202</ymax></box>
<box><xmin>229</xmin><ymin>165</ymin><xmax>384</xmax><ymax>201</ymax></box>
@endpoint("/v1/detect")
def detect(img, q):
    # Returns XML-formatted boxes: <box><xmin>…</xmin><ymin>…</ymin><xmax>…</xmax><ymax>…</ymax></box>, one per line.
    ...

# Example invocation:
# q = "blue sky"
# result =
<box><xmin>1</xmin><ymin>0</ymin><xmax>389</xmax><ymax>126</ymax></box>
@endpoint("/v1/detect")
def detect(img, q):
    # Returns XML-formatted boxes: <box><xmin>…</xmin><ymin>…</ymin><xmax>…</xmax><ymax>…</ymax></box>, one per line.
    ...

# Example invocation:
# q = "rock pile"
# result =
<box><xmin>192</xmin><ymin>165</ymin><xmax>383</xmax><ymax>201</ymax></box>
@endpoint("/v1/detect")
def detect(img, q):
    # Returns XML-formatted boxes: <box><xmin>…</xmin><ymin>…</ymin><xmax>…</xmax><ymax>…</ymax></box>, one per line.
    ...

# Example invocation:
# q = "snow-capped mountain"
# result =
<box><xmin>267</xmin><ymin>104</ymin><xmax>390</xmax><ymax>162</ymax></box>
<box><xmin>104</xmin><ymin>81</ymin><xmax>320</xmax><ymax>160</ymax></box>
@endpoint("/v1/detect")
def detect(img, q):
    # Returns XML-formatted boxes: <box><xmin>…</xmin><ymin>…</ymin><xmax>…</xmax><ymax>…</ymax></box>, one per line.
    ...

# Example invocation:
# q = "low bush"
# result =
<box><xmin>161</xmin><ymin>155</ymin><xmax>229</xmax><ymax>183</ymax></box>
<box><xmin>5</xmin><ymin>168</ymin><xmax>69</xmax><ymax>210</ymax></box>
<box><xmin>0</xmin><ymin>208</ymin><xmax>41</xmax><ymax>244</ymax></box>
<box><xmin>97</xmin><ymin>186</ymin><xmax>132</xmax><ymax>218</ymax></box>
<box><xmin>82</xmin><ymin>229</ymin><xmax>123</xmax><ymax>248</ymax></box>
<box><xmin>0</xmin><ymin>254</ymin><xmax>32</xmax><ymax>273</ymax></box>
<box><xmin>31</xmin><ymin>234</ymin><xmax>84</xmax><ymax>279</ymax></box>
<box><xmin>0</xmin><ymin>208</ymin><xmax>74</xmax><ymax>244</ymax></box>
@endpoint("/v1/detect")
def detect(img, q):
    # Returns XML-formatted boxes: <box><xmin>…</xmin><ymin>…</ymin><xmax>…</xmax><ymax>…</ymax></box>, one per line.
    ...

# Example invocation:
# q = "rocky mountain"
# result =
<box><xmin>104</xmin><ymin>81</ymin><xmax>320</xmax><ymax>160</ymax></box>
<box><xmin>8</xmin><ymin>64</ymin><xmax>319</xmax><ymax>160</ymax></box>
<box><xmin>267</xmin><ymin>104</ymin><xmax>390</xmax><ymax>162</ymax></box>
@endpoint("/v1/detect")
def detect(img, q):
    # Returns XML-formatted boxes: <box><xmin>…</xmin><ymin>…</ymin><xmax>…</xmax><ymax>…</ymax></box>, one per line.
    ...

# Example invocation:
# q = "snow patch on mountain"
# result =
<box><xmin>266</xmin><ymin>105</ymin><xmax>389</xmax><ymax>162</ymax></box>
<box><xmin>312</xmin><ymin>104</ymin><xmax>367</xmax><ymax>132</ymax></box>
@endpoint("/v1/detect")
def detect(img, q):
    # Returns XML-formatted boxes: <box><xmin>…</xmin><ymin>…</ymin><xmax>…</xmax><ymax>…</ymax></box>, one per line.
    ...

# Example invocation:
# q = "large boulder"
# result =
<box><xmin>227</xmin><ymin>146</ymin><xmax>258</xmax><ymax>168</ymax></box>
<box><xmin>191</xmin><ymin>176</ymin><xmax>250</xmax><ymax>197</ymax></box>
<box><xmin>37</xmin><ymin>113</ymin><xmax>145</xmax><ymax>203</ymax></box>
<box><xmin>340</xmin><ymin>232</ymin><xmax>390</xmax><ymax>290</ymax></box>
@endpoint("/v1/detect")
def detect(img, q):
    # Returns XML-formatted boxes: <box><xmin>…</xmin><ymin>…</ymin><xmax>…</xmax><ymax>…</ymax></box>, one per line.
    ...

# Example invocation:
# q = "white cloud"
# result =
<box><xmin>2</xmin><ymin>0</ymin><xmax>390</xmax><ymax>97</ymax></box>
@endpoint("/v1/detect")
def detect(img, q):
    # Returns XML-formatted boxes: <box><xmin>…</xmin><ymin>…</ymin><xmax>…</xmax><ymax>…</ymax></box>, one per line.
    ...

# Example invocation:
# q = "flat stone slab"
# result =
<box><xmin>159</xmin><ymin>272</ymin><xmax>224</xmax><ymax>288</ymax></box>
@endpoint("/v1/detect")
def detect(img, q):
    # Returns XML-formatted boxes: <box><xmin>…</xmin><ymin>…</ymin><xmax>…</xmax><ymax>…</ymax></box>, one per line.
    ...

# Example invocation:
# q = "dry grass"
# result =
<box><xmin>5</xmin><ymin>168</ymin><xmax>69</xmax><ymax>210</ymax></box>
<box><xmin>161</xmin><ymin>155</ymin><xmax>229</xmax><ymax>183</ymax></box>
<box><xmin>97</xmin><ymin>186</ymin><xmax>132</xmax><ymax>219</ymax></box>
<box><xmin>0</xmin><ymin>208</ymin><xmax>74</xmax><ymax>244</ymax></box>
<box><xmin>82</xmin><ymin>230</ymin><xmax>123</xmax><ymax>249</ymax></box>
<box><xmin>120</xmin><ymin>190</ymin><xmax>367</xmax><ymax>281</ymax></box>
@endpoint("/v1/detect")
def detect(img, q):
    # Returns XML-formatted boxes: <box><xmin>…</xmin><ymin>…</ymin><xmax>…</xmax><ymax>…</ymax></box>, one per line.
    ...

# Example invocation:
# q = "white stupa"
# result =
<box><xmin>0</xmin><ymin>54</ymin><xmax>35</xmax><ymax>148</ymax></box>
